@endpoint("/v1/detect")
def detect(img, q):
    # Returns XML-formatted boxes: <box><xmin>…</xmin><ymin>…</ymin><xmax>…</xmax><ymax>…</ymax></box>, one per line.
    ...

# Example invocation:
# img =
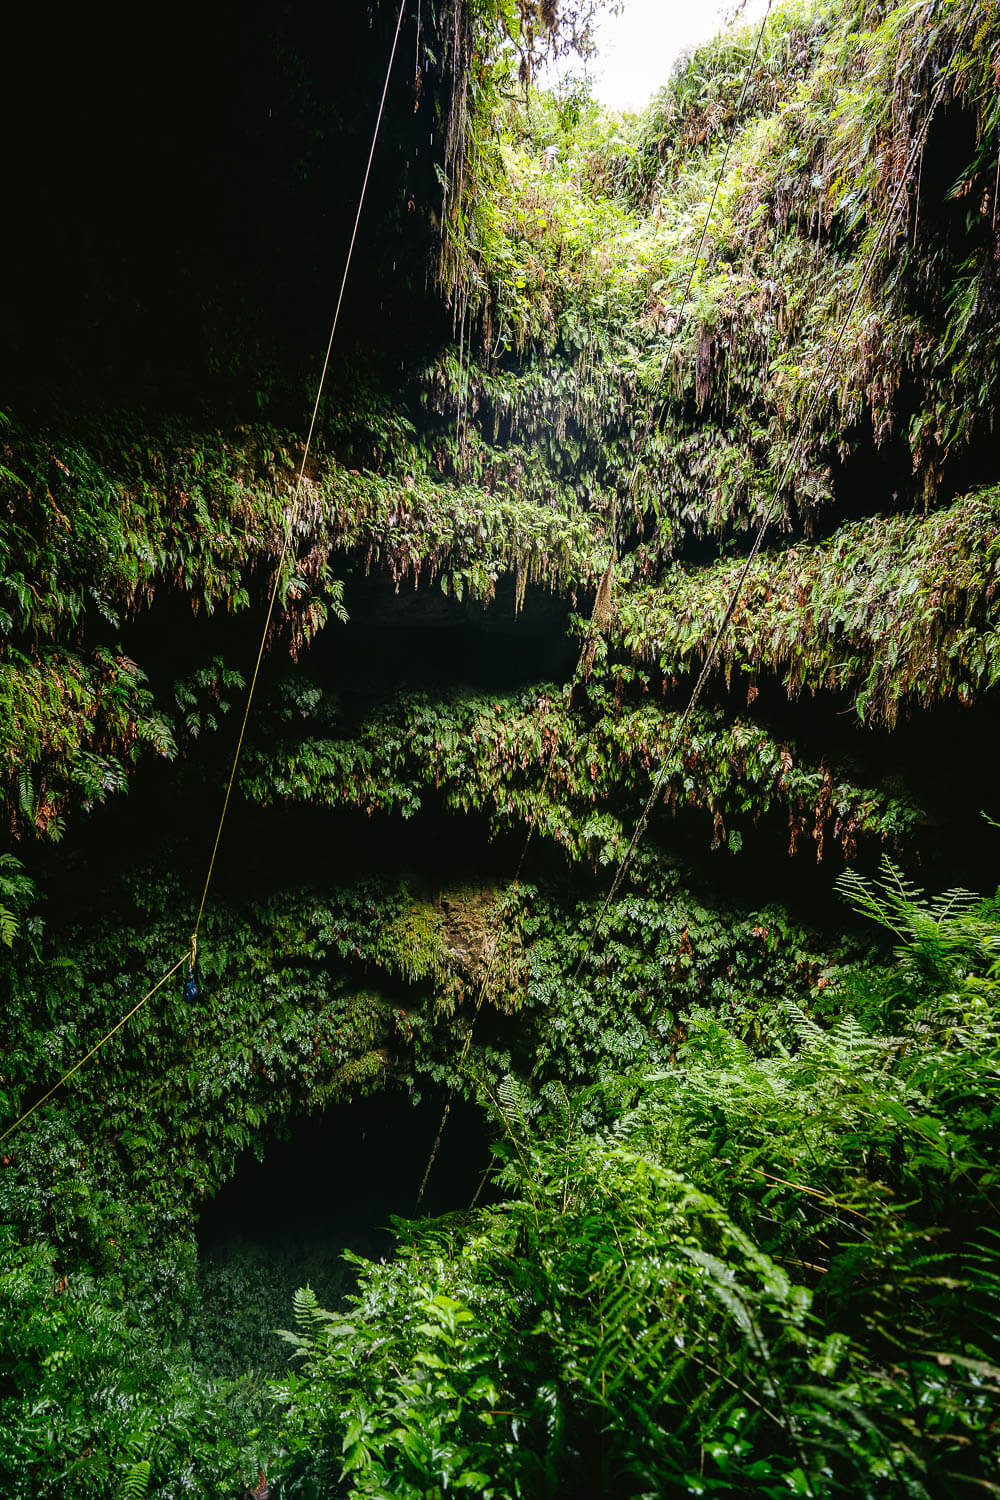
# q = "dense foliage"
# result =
<box><xmin>4</xmin><ymin>0</ymin><xmax>999</xmax><ymax>849</ymax></box>
<box><xmin>615</xmin><ymin>483</ymin><xmax>1000</xmax><ymax>725</ymax></box>
<box><xmin>2</xmin><ymin>0</ymin><xmax>1000</xmax><ymax>1493</ymax></box>
<box><xmin>243</xmin><ymin>674</ymin><xmax>921</xmax><ymax>862</ymax></box>
<box><xmin>275</xmin><ymin>867</ymin><xmax>1000</xmax><ymax>1498</ymax></box>
<box><xmin>0</xmin><ymin>847</ymin><xmax>857</xmax><ymax>1494</ymax></box>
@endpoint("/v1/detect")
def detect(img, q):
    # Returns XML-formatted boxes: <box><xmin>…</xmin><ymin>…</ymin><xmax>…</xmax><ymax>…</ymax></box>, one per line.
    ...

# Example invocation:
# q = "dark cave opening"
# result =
<box><xmin>111</xmin><ymin>570</ymin><xmax>576</xmax><ymax>737</ymax></box>
<box><xmin>193</xmin><ymin>1087</ymin><xmax>495</xmax><ymax>1376</ymax></box>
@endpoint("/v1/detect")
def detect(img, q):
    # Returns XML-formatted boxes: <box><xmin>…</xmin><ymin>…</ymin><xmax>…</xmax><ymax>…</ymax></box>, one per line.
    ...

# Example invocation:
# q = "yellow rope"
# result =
<box><xmin>0</xmin><ymin>0</ymin><xmax>408</xmax><ymax>1146</ymax></box>
<box><xmin>191</xmin><ymin>0</ymin><xmax>408</xmax><ymax>949</ymax></box>
<box><xmin>0</xmin><ymin>953</ymin><xmax>188</xmax><ymax>1145</ymax></box>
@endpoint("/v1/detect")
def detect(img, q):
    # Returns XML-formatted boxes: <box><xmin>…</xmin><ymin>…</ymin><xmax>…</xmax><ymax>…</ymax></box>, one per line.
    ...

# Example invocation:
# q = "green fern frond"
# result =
<box><xmin>120</xmin><ymin>1460</ymin><xmax>151</xmax><ymax>1500</ymax></box>
<box><xmin>930</xmin><ymin>886</ymin><xmax>982</xmax><ymax>922</ymax></box>
<box><xmin>292</xmin><ymin>1284</ymin><xmax>323</xmax><ymax>1330</ymax></box>
<box><xmin>836</xmin><ymin>859</ymin><xmax>921</xmax><ymax>938</ymax></box>
<box><xmin>497</xmin><ymin>1073</ymin><xmax>531</xmax><ymax>1136</ymax></box>
<box><xmin>16</xmin><ymin>770</ymin><xmax>36</xmax><ymax>820</ymax></box>
<box><xmin>782</xmin><ymin>1000</ymin><xmax>825</xmax><ymax>1050</ymax></box>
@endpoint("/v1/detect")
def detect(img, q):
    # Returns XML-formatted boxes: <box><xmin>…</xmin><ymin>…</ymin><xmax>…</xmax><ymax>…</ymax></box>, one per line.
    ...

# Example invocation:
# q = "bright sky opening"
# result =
<box><xmin>580</xmin><ymin>0</ymin><xmax>772</xmax><ymax>112</ymax></box>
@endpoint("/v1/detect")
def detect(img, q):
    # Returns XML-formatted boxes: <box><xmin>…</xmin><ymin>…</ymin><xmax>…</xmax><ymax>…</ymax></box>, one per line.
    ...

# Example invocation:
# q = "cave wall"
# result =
<box><xmin>1</xmin><ymin>0</ymin><xmax>1000</xmax><ymax>1462</ymax></box>
<box><xmin>2</xmin><ymin>0</ymin><xmax>1000</xmax><ymax>1490</ymax></box>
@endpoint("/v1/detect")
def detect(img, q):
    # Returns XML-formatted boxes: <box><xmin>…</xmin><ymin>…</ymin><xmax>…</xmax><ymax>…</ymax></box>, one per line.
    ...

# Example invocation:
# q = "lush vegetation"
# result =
<box><xmin>4</xmin><ymin>0</ymin><xmax>999</xmax><ymax>841</ymax></box>
<box><xmin>0</xmin><ymin>844</ymin><xmax>859</xmax><ymax>1494</ymax></box>
<box><xmin>615</xmin><ymin>484</ymin><xmax>1000</xmax><ymax>726</ymax></box>
<box><xmin>2</xmin><ymin>0</ymin><xmax>1000</xmax><ymax>1493</ymax></box>
<box><xmin>6</xmin><ymin>824</ymin><xmax>1000</xmax><ymax>1496</ymax></box>
<box><xmin>271</xmin><ymin>870</ymin><xmax>1000</xmax><ymax>1497</ymax></box>
<box><xmin>242</xmin><ymin>674</ymin><xmax>921</xmax><ymax>862</ymax></box>
<box><xmin>3</xmin><ymin>854</ymin><xmax>1000</xmax><ymax>1494</ymax></box>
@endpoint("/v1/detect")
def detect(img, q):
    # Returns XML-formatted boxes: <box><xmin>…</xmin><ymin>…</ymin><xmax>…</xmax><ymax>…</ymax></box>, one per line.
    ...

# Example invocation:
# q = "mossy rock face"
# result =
<box><xmin>438</xmin><ymin>887</ymin><xmax>504</xmax><ymax>977</ymax></box>
<box><xmin>385</xmin><ymin>884</ymin><xmax>524</xmax><ymax>1013</ymax></box>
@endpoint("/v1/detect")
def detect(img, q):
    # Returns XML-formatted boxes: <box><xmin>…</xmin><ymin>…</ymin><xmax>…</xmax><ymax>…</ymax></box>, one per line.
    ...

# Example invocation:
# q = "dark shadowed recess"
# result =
<box><xmin>34</xmin><ymin>612</ymin><xmax>1000</xmax><ymax>954</ymax></box>
<box><xmin>121</xmin><ymin>572</ymin><xmax>577</xmax><ymax>708</ymax></box>
<box><xmin>193</xmin><ymin>1088</ymin><xmax>494</xmax><ymax>1375</ymax></box>
<box><xmin>35</xmin><ymin>570</ymin><xmax>576</xmax><ymax>912</ymax></box>
<box><xmin>3</xmin><ymin>0</ymin><xmax>444</xmax><ymax>414</ymax></box>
